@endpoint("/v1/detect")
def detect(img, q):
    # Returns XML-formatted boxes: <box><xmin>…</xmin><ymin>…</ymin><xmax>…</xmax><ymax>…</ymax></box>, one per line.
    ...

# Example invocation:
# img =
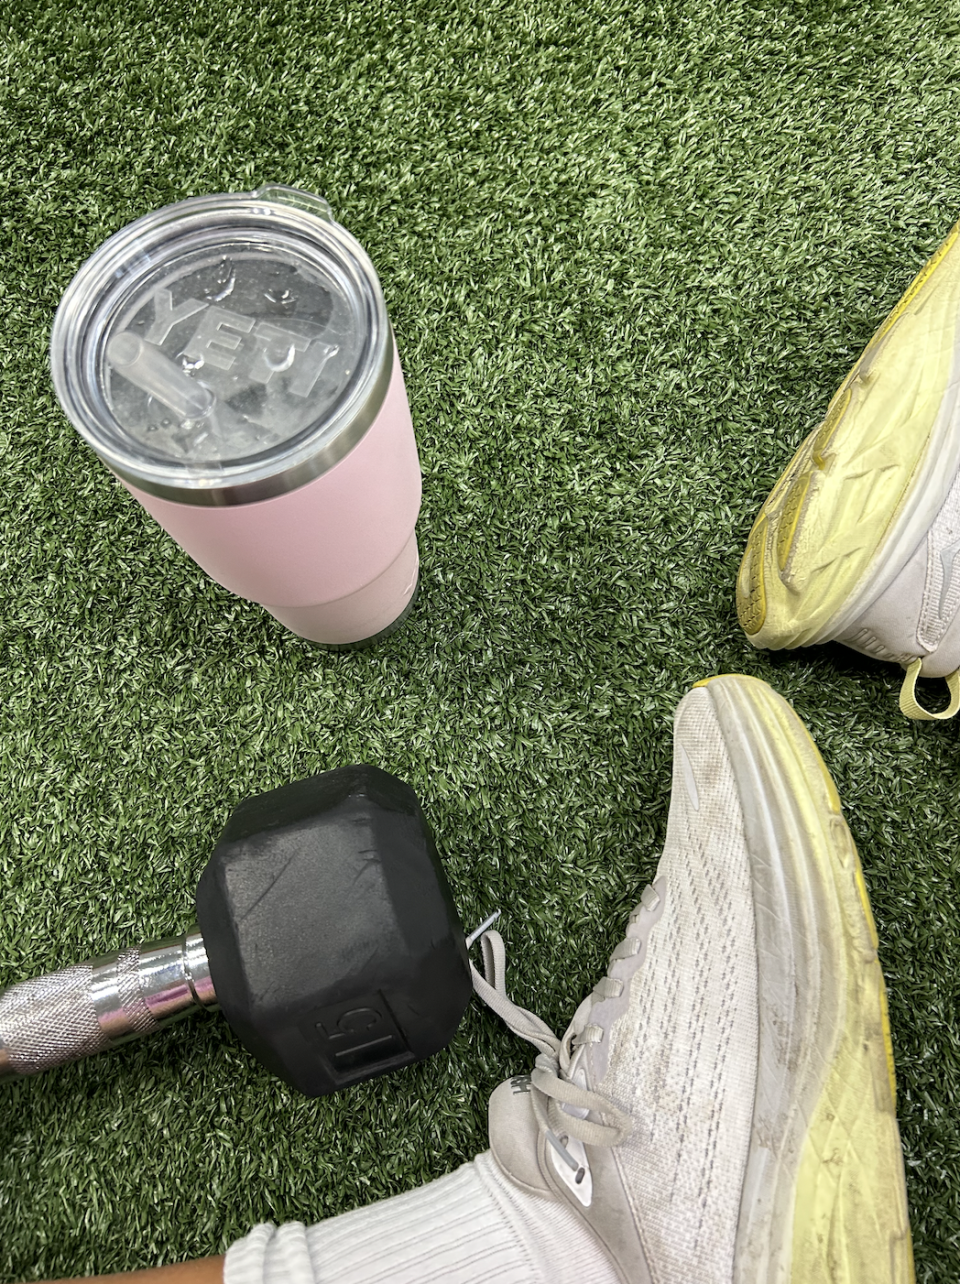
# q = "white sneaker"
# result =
<box><xmin>736</xmin><ymin>222</ymin><xmax>960</xmax><ymax>719</ymax></box>
<box><xmin>477</xmin><ymin>674</ymin><xmax>914</xmax><ymax>1283</ymax></box>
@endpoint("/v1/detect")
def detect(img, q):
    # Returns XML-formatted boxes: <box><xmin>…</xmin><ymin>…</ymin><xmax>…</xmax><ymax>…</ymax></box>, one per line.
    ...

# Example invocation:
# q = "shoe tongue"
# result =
<box><xmin>488</xmin><ymin>1074</ymin><xmax>552</xmax><ymax>1196</ymax></box>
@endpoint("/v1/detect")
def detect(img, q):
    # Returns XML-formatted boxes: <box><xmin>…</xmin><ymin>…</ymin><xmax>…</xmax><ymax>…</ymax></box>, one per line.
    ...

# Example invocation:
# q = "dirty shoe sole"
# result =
<box><xmin>737</xmin><ymin>222</ymin><xmax>960</xmax><ymax>650</ymax></box>
<box><xmin>696</xmin><ymin>676</ymin><xmax>913</xmax><ymax>1283</ymax></box>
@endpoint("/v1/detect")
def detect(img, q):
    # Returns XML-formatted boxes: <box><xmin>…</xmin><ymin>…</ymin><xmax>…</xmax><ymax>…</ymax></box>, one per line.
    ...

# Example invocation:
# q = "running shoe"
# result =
<box><xmin>479</xmin><ymin>674</ymin><xmax>914</xmax><ymax>1282</ymax></box>
<box><xmin>737</xmin><ymin>223</ymin><xmax>960</xmax><ymax>719</ymax></box>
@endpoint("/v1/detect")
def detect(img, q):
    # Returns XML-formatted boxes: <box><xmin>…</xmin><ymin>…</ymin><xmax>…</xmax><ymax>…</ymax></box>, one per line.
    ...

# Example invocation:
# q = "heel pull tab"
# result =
<box><xmin>899</xmin><ymin>658</ymin><xmax>960</xmax><ymax>720</ymax></box>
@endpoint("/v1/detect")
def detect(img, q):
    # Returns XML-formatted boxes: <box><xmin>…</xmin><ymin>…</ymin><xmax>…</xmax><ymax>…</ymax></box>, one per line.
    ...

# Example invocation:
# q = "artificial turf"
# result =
<box><xmin>1</xmin><ymin>0</ymin><xmax>959</xmax><ymax>1278</ymax></box>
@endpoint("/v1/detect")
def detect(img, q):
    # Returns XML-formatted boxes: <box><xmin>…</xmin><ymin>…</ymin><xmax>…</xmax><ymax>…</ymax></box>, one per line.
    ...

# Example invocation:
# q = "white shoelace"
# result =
<box><xmin>470</xmin><ymin>927</ymin><xmax>634</xmax><ymax>1160</ymax></box>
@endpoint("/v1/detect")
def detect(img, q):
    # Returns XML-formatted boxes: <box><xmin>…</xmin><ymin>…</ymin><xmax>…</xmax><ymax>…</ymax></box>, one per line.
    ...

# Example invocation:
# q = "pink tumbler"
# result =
<box><xmin>50</xmin><ymin>186</ymin><xmax>421</xmax><ymax>646</ymax></box>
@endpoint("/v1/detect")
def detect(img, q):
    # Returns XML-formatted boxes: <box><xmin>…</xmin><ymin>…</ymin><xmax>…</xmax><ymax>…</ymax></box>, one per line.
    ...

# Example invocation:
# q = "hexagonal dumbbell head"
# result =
<box><xmin>195</xmin><ymin>764</ymin><xmax>472</xmax><ymax>1096</ymax></box>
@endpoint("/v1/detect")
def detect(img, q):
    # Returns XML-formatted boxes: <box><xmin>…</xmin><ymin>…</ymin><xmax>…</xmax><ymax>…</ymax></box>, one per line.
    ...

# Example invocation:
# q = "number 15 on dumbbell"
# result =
<box><xmin>0</xmin><ymin>766</ymin><xmax>477</xmax><ymax>1095</ymax></box>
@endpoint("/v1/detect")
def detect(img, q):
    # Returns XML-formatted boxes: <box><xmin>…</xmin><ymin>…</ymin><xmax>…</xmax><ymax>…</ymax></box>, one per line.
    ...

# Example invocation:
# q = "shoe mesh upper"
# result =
<box><xmin>918</xmin><ymin>460</ymin><xmax>960</xmax><ymax>654</ymax></box>
<box><xmin>599</xmin><ymin>690</ymin><xmax>759</xmax><ymax>1284</ymax></box>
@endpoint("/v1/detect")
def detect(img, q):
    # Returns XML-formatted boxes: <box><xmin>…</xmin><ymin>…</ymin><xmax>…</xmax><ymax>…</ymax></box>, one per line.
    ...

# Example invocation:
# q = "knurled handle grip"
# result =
<box><xmin>0</xmin><ymin>933</ymin><xmax>216</xmax><ymax>1079</ymax></box>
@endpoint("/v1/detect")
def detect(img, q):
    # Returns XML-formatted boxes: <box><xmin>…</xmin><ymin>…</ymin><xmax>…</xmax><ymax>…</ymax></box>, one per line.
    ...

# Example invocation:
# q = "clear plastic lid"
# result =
<box><xmin>50</xmin><ymin>187</ymin><xmax>391</xmax><ymax>505</ymax></box>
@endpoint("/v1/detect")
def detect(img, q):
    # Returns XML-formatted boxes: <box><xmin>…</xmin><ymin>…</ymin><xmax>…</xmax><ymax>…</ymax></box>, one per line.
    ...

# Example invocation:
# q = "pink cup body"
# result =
<box><xmin>122</xmin><ymin>348</ymin><xmax>422</xmax><ymax>645</ymax></box>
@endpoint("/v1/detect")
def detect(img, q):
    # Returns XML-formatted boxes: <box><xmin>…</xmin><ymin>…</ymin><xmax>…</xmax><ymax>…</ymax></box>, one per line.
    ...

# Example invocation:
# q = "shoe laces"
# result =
<box><xmin>470</xmin><ymin>925</ymin><xmax>634</xmax><ymax>1162</ymax></box>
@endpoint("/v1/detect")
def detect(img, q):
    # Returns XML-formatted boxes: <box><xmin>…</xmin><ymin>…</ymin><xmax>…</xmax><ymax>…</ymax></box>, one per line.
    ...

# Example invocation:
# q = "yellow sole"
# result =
<box><xmin>737</xmin><ymin>221</ymin><xmax>960</xmax><ymax>649</ymax></box>
<box><xmin>698</xmin><ymin>676</ymin><xmax>914</xmax><ymax>1282</ymax></box>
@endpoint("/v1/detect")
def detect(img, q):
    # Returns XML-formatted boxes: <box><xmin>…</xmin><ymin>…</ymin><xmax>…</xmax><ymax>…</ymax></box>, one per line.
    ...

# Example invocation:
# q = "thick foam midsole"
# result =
<box><xmin>696</xmin><ymin>676</ymin><xmax>912</xmax><ymax>1284</ymax></box>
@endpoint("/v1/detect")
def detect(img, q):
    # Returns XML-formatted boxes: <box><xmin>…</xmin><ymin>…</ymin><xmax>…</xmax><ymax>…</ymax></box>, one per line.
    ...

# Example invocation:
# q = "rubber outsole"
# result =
<box><xmin>737</xmin><ymin>221</ymin><xmax>960</xmax><ymax>650</ymax></box>
<box><xmin>695</xmin><ymin>675</ymin><xmax>914</xmax><ymax>1284</ymax></box>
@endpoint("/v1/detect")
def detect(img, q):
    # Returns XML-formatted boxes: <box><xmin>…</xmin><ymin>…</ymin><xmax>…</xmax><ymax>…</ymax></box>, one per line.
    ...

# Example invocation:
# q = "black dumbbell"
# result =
<box><xmin>0</xmin><ymin>765</ymin><xmax>474</xmax><ymax>1096</ymax></box>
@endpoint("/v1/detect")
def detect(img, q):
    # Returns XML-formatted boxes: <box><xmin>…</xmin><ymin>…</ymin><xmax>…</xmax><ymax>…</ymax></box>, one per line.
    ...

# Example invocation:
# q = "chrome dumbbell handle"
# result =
<box><xmin>0</xmin><ymin>929</ymin><xmax>217</xmax><ymax>1078</ymax></box>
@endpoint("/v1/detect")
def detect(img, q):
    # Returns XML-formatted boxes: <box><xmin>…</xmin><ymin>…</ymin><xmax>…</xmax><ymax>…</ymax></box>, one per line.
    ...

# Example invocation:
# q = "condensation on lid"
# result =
<box><xmin>51</xmin><ymin>188</ymin><xmax>391</xmax><ymax>505</ymax></box>
<box><xmin>102</xmin><ymin>240</ymin><xmax>363</xmax><ymax>465</ymax></box>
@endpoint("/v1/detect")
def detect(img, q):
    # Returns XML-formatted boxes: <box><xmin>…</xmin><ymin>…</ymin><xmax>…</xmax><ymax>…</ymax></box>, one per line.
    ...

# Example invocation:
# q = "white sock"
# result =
<box><xmin>224</xmin><ymin>1150</ymin><xmax>619</xmax><ymax>1284</ymax></box>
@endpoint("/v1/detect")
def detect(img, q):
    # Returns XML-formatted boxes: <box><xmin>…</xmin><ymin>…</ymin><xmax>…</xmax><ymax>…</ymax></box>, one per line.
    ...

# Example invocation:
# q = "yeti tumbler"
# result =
<box><xmin>50</xmin><ymin>186</ymin><xmax>421</xmax><ymax>646</ymax></box>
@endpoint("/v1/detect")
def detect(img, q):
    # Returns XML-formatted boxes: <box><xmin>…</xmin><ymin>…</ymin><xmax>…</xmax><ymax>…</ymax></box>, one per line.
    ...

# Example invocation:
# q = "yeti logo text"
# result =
<box><xmin>145</xmin><ymin>288</ymin><xmax>207</xmax><ymax>345</ymax></box>
<box><xmin>184</xmin><ymin>305</ymin><xmax>339</xmax><ymax>396</ymax></box>
<box><xmin>186</xmin><ymin>306</ymin><xmax>255</xmax><ymax>371</ymax></box>
<box><xmin>146</xmin><ymin>290</ymin><xmax>339</xmax><ymax>397</ymax></box>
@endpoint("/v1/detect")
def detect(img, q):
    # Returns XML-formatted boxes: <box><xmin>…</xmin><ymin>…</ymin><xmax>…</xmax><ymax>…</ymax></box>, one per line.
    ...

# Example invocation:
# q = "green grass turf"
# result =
<box><xmin>1</xmin><ymin>0</ymin><xmax>960</xmax><ymax>1277</ymax></box>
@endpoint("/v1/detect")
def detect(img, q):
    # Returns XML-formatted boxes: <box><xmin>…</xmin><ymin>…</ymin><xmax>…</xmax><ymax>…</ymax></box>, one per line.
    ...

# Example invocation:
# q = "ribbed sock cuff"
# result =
<box><xmin>225</xmin><ymin>1159</ymin><xmax>539</xmax><ymax>1284</ymax></box>
<box><xmin>225</xmin><ymin>1151</ymin><xmax>618</xmax><ymax>1284</ymax></box>
<box><xmin>225</xmin><ymin>1222</ymin><xmax>313</xmax><ymax>1284</ymax></box>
